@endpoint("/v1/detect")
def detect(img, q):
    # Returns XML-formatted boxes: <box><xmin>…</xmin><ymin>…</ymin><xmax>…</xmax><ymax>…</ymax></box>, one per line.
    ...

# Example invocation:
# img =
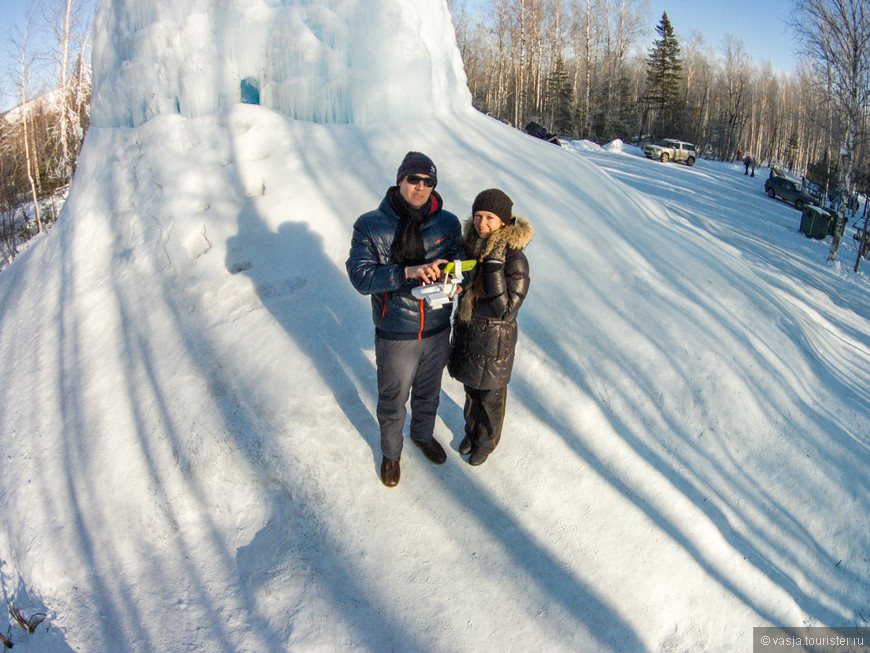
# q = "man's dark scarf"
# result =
<box><xmin>390</xmin><ymin>188</ymin><xmax>432</xmax><ymax>266</ymax></box>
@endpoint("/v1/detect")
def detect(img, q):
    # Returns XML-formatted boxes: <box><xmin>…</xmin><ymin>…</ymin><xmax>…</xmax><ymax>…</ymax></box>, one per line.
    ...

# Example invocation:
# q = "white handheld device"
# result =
<box><xmin>411</xmin><ymin>259</ymin><xmax>473</xmax><ymax>309</ymax></box>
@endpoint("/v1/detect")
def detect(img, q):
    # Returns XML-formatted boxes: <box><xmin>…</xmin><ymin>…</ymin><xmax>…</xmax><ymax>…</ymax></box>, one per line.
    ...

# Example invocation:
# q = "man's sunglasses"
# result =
<box><xmin>406</xmin><ymin>174</ymin><xmax>436</xmax><ymax>188</ymax></box>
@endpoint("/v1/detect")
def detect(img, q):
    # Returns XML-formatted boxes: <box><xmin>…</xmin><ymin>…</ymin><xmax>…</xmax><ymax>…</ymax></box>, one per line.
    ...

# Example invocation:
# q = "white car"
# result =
<box><xmin>643</xmin><ymin>139</ymin><xmax>697</xmax><ymax>166</ymax></box>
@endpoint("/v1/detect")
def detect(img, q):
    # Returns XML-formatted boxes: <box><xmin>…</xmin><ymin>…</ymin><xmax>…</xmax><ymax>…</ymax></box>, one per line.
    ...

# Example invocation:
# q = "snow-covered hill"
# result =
<box><xmin>1</xmin><ymin>1</ymin><xmax>869</xmax><ymax>651</ymax></box>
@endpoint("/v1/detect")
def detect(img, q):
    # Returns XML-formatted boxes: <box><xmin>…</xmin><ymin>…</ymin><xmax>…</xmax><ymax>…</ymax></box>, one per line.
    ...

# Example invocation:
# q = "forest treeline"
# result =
<box><xmin>450</xmin><ymin>0</ymin><xmax>870</xmax><ymax>198</ymax></box>
<box><xmin>1</xmin><ymin>0</ymin><xmax>93</xmax><ymax>267</ymax></box>
<box><xmin>2</xmin><ymin>0</ymin><xmax>869</xmax><ymax>268</ymax></box>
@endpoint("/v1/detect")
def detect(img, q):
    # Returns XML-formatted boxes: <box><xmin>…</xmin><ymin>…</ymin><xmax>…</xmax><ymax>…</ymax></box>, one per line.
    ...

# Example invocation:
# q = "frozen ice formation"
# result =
<box><xmin>90</xmin><ymin>0</ymin><xmax>472</xmax><ymax>127</ymax></box>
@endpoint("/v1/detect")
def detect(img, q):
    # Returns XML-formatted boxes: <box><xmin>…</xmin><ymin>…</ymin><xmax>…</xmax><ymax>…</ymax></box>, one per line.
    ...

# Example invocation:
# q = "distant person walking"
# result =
<box><xmin>346</xmin><ymin>152</ymin><xmax>465</xmax><ymax>488</ymax></box>
<box><xmin>744</xmin><ymin>155</ymin><xmax>756</xmax><ymax>177</ymax></box>
<box><xmin>447</xmin><ymin>189</ymin><xmax>533</xmax><ymax>466</ymax></box>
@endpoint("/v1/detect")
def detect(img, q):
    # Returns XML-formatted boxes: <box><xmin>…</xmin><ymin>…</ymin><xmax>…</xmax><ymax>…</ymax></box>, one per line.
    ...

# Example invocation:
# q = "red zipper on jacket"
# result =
<box><xmin>417</xmin><ymin>300</ymin><xmax>425</xmax><ymax>339</ymax></box>
<box><xmin>382</xmin><ymin>291</ymin><xmax>424</xmax><ymax>338</ymax></box>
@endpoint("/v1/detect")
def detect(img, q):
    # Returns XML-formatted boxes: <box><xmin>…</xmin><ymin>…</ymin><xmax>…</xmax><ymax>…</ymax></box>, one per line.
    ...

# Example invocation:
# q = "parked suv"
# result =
<box><xmin>643</xmin><ymin>139</ymin><xmax>697</xmax><ymax>165</ymax></box>
<box><xmin>764</xmin><ymin>175</ymin><xmax>817</xmax><ymax>210</ymax></box>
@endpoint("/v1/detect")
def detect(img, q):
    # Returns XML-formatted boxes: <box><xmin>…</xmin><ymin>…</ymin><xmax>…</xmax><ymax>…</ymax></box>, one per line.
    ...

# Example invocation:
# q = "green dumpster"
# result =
<box><xmin>800</xmin><ymin>205</ymin><xmax>832</xmax><ymax>239</ymax></box>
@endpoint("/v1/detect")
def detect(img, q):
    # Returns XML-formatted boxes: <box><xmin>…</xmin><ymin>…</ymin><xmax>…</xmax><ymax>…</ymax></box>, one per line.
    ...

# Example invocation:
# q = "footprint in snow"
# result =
<box><xmin>256</xmin><ymin>277</ymin><xmax>308</xmax><ymax>299</ymax></box>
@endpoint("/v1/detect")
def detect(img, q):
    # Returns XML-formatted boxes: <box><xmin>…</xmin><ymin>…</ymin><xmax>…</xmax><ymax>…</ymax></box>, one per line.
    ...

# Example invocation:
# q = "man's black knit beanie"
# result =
<box><xmin>396</xmin><ymin>151</ymin><xmax>437</xmax><ymax>186</ymax></box>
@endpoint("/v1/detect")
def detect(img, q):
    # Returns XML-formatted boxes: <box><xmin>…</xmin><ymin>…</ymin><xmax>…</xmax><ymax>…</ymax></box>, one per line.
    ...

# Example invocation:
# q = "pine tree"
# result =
<box><xmin>645</xmin><ymin>12</ymin><xmax>682</xmax><ymax>135</ymax></box>
<box><xmin>786</xmin><ymin>133</ymin><xmax>799</xmax><ymax>171</ymax></box>
<box><xmin>548</xmin><ymin>54</ymin><xmax>575</xmax><ymax>136</ymax></box>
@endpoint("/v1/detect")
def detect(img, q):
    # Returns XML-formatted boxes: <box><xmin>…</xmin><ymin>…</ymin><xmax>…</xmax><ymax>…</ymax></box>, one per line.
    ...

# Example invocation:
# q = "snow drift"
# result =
<box><xmin>0</xmin><ymin>0</ymin><xmax>869</xmax><ymax>651</ymax></box>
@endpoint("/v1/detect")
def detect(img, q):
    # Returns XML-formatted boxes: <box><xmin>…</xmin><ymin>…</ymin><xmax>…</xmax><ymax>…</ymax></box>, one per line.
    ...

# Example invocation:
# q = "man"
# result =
<box><xmin>744</xmin><ymin>154</ymin><xmax>756</xmax><ymax>176</ymax></box>
<box><xmin>346</xmin><ymin>152</ymin><xmax>465</xmax><ymax>487</ymax></box>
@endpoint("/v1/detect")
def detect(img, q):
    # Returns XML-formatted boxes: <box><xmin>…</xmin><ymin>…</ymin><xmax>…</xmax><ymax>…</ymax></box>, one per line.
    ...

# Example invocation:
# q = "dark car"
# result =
<box><xmin>524</xmin><ymin>121</ymin><xmax>561</xmax><ymax>146</ymax></box>
<box><xmin>764</xmin><ymin>176</ymin><xmax>817</xmax><ymax>210</ymax></box>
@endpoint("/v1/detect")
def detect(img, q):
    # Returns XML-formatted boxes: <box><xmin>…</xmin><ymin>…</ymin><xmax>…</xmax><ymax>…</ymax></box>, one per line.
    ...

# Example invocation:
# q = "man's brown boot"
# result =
<box><xmin>412</xmin><ymin>437</ymin><xmax>447</xmax><ymax>465</ymax></box>
<box><xmin>380</xmin><ymin>457</ymin><xmax>400</xmax><ymax>487</ymax></box>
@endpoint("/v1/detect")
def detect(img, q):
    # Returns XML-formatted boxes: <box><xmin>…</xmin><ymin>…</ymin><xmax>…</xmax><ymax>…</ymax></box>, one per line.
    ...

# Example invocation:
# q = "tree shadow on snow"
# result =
<box><xmin>224</xmin><ymin>205</ymin><xmax>467</xmax><ymax>649</ymax></box>
<box><xmin>515</xmin><ymin>281</ymin><xmax>860</xmax><ymax>630</ymax></box>
<box><xmin>225</xmin><ymin>213</ymin><xmax>380</xmax><ymax>455</ymax></box>
<box><xmin>433</xmin><ymin>118</ymin><xmax>866</xmax><ymax>635</ymax></box>
<box><xmin>220</xmin><ymin>175</ymin><xmax>638</xmax><ymax>649</ymax></box>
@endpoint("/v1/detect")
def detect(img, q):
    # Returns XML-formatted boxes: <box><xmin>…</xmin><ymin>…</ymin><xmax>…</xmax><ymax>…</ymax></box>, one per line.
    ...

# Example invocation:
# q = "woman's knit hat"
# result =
<box><xmin>472</xmin><ymin>188</ymin><xmax>514</xmax><ymax>225</ymax></box>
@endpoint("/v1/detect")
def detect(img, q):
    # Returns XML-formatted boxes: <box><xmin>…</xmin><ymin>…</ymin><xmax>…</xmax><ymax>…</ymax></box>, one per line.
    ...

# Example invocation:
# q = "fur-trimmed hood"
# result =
<box><xmin>456</xmin><ymin>215</ymin><xmax>533</xmax><ymax>324</ymax></box>
<box><xmin>462</xmin><ymin>215</ymin><xmax>534</xmax><ymax>262</ymax></box>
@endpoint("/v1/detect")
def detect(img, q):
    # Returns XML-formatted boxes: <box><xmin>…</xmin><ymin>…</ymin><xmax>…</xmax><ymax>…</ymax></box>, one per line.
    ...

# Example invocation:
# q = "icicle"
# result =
<box><xmin>91</xmin><ymin>0</ymin><xmax>471</xmax><ymax>128</ymax></box>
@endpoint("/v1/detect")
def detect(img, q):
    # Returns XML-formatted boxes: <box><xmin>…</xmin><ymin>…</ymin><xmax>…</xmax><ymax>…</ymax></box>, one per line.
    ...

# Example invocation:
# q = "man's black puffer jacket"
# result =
<box><xmin>347</xmin><ymin>188</ymin><xmax>464</xmax><ymax>340</ymax></box>
<box><xmin>448</xmin><ymin>216</ymin><xmax>533</xmax><ymax>389</ymax></box>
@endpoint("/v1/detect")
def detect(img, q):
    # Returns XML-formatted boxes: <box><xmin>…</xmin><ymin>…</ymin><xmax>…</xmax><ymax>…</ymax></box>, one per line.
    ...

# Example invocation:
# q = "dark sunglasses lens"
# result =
<box><xmin>407</xmin><ymin>175</ymin><xmax>435</xmax><ymax>187</ymax></box>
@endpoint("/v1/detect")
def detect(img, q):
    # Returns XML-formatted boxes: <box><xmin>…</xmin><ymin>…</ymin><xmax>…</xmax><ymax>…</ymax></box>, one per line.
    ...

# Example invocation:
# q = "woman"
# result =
<box><xmin>447</xmin><ymin>189</ymin><xmax>533</xmax><ymax>465</ymax></box>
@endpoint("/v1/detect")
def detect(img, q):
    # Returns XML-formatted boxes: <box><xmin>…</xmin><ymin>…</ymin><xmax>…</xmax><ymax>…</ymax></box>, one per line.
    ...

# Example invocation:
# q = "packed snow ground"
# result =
<box><xmin>1</xmin><ymin>0</ymin><xmax>869</xmax><ymax>649</ymax></box>
<box><xmin>1</xmin><ymin>105</ymin><xmax>869</xmax><ymax>652</ymax></box>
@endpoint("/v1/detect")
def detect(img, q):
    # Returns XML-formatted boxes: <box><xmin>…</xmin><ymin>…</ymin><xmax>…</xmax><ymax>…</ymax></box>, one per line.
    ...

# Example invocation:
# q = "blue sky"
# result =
<box><xmin>646</xmin><ymin>0</ymin><xmax>799</xmax><ymax>74</ymax></box>
<box><xmin>457</xmin><ymin>0</ymin><xmax>800</xmax><ymax>75</ymax></box>
<box><xmin>1</xmin><ymin>0</ymin><xmax>38</xmax><ymax>110</ymax></box>
<box><xmin>1</xmin><ymin>0</ymin><xmax>801</xmax><ymax>112</ymax></box>
<box><xmin>0</xmin><ymin>0</ymin><xmax>96</xmax><ymax>112</ymax></box>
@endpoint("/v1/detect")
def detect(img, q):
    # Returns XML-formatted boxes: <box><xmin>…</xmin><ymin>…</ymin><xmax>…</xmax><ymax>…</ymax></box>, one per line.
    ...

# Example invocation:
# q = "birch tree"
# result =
<box><xmin>716</xmin><ymin>36</ymin><xmax>751</xmax><ymax>160</ymax></box>
<box><xmin>795</xmin><ymin>0</ymin><xmax>870</xmax><ymax>197</ymax></box>
<box><xmin>47</xmin><ymin>0</ymin><xmax>93</xmax><ymax>183</ymax></box>
<box><xmin>446</xmin><ymin>0</ymin><xmax>866</xmax><ymax>174</ymax></box>
<box><xmin>13</xmin><ymin>9</ymin><xmax>43</xmax><ymax>234</ymax></box>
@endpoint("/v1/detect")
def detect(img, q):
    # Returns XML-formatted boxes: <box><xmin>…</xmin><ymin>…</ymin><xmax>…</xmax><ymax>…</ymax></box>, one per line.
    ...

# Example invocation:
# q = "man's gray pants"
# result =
<box><xmin>375</xmin><ymin>329</ymin><xmax>450</xmax><ymax>461</ymax></box>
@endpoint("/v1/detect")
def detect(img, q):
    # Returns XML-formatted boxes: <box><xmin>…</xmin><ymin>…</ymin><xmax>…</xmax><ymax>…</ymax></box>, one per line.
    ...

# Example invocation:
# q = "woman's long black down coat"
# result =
<box><xmin>447</xmin><ymin>216</ymin><xmax>533</xmax><ymax>390</ymax></box>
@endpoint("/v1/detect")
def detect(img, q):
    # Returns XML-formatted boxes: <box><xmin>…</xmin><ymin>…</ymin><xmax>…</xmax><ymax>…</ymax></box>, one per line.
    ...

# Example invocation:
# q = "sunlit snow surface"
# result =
<box><xmin>91</xmin><ymin>0</ymin><xmax>471</xmax><ymax>127</ymax></box>
<box><xmin>1</xmin><ymin>0</ymin><xmax>870</xmax><ymax>651</ymax></box>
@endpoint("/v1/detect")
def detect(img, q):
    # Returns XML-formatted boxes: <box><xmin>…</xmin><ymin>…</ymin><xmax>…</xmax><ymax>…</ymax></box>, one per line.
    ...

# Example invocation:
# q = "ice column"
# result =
<box><xmin>90</xmin><ymin>0</ymin><xmax>471</xmax><ymax>128</ymax></box>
